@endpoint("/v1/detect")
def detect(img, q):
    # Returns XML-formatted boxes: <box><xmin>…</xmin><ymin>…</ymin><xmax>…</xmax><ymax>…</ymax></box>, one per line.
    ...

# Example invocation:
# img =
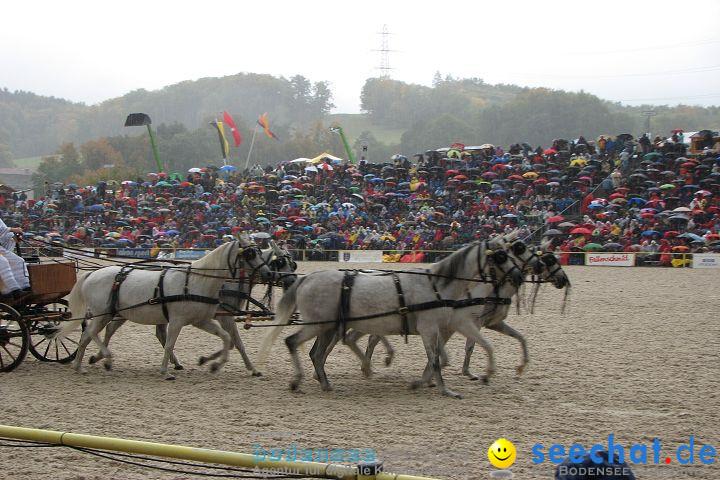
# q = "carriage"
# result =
<box><xmin>0</xmin><ymin>260</ymin><xmax>80</xmax><ymax>372</ymax></box>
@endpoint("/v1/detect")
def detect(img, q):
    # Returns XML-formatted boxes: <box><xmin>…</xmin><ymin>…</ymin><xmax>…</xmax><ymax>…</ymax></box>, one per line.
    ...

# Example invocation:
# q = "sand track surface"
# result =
<box><xmin>2</xmin><ymin>262</ymin><xmax>719</xmax><ymax>479</ymax></box>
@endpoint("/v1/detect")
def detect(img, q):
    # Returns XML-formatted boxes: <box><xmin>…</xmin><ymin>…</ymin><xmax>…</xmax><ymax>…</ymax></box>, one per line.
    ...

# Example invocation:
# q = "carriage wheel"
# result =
<box><xmin>28</xmin><ymin>300</ymin><xmax>81</xmax><ymax>364</ymax></box>
<box><xmin>0</xmin><ymin>303</ymin><xmax>29</xmax><ymax>372</ymax></box>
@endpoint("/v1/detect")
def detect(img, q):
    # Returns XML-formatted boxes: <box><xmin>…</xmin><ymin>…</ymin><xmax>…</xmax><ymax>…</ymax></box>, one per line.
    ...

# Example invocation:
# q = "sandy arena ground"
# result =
<box><xmin>2</xmin><ymin>262</ymin><xmax>720</xmax><ymax>479</ymax></box>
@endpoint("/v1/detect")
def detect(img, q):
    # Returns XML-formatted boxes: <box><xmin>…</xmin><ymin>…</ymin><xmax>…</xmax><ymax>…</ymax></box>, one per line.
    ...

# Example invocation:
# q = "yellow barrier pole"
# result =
<box><xmin>0</xmin><ymin>425</ymin><xmax>437</xmax><ymax>480</ymax></box>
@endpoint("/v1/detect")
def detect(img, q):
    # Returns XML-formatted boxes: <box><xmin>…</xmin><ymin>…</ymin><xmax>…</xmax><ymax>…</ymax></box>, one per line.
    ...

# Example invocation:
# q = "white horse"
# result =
<box><xmin>257</xmin><ymin>236</ymin><xmax>523</xmax><ymax>398</ymax></box>
<box><xmin>84</xmin><ymin>241</ymin><xmax>297</xmax><ymax>376</ymax></box>
<box><xmin>59</xmin><ymin>235</ymin><xmax>273</xmax><ymax>379</ymax></box>
<box><xmin>343</xmin><ymin>242</ymin><xmax>570</xmax><ymax>381</ymax></box>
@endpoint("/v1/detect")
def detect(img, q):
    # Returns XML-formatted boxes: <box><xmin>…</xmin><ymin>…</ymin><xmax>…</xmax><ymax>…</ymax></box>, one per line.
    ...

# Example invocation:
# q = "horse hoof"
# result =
<box><xmin>516</xmin><ymin>365</ymin><xmax>525</xmax><ymax>375</ymax></box>
<box><xmin>482</xmin><ymin>376</ymin><xmax>490</xmax><ymax>385</ymax></box>
<box><xmin>467</xmin><ymin>374</ymin><xmax>480</xmax><ymax>381</ymax></box>
<box><xmin>427</xmin><ymin>382</ymin><xmax>436</xmax><ymax>388</ymax></box>
<box><xmin>198</xmin><ymin>356</ymin><xmax>208</xmax><ymax>366</ymax></box>
<box><xmin>174</xmin><ymin>365</ymin><xmax>185</xmax><ymax>371</ymax></box>
<box><xmin>384</xmin><ymin>355</ymin><xmax>393</xmax><ymax>367</ymax></box>
<box><xmin>409</xmin><ymin>380</ymin><xmax>425</xmax><ymax>390</ymax></box>
<box><xmin>290</xmin><ymin>381</ymin><xmax>300</xmax><ymax>391</ymax></box>
<box><xmin>210</xmin><ymin>362</ymin><xmax>222</xmax><ymax>373</ymax></box>
<box><xmin>103</xmin><ymin>362</ymin><xmax>112</xmax><ymax>371</ymax></box>
<box><xmin>252</xmin><ymin>371</ymin><xmax>263</xmax><ymax>377</ymax></box>
<box><xmin>321</xmin><ymin>384</ymin><xmax>334</xmax><ymax>392</ymax></box>
<box><xmin>88</xmin><ymin>355</ymin><xmax>98</xmax><ymax>364</ymax></box>
<box><xmin>361</xmin><ymin>368</ymin><xmax>373</xmax><ymax>378</ymax></box>
<box><xmin>165</xmin><ymin>374</ymin><xmax>176</xmax><ymax>381</ymax></box>
<box><xmin>442</xmin><ymin>389</ymin><xmax>463</xmax><ymax>399</ymax></box>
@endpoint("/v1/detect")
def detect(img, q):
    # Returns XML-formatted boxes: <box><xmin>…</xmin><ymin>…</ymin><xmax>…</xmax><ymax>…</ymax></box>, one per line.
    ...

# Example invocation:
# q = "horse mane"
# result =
<box><xmin>432</xmin><ymin>241</ymin><xmax>479</xmax><ymax>287</ymax></box>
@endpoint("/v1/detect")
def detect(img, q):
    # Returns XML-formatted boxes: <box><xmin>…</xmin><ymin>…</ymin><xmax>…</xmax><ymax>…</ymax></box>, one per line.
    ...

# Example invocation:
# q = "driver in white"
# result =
<box><xmin>0</xmin><ymin>217</ymin><xmax>30</xmax><ymax>299</ymax></box>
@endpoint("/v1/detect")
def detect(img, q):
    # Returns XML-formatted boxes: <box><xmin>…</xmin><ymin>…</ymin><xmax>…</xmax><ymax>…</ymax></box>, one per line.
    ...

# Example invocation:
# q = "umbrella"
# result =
<box><xmin>664</xmin><ymin>231</ymin><xmax>680</xmax><ymax>238</ymax></box>
<box><xmin>220</xmin><ymin>165</ymin><xmax>237</xmax><ymax>171</ymax></box>
<box><xmin>603</xmin><ymin>243</ymin><xmax>623</xmax><ymax>252</ymax></box>
<box><xmin>668</xmin><ymin>215</ymin><xmax>689</xmax><ymax>222</ymax></box>
<box><xmin>188</xmin><ymin>167</ymin><xmax>202</xmax><ymax>173</ymax></box>
<box><xmin>582</xmin><ymin>243</ymin><xmax>603</xmax><ymax>251</ymax></box>
<box><xmin>547</xmin><ymin>215</ymin><xmax>564</xmax><ymax>223</ymax></box>
<box><xmin>672</xmin><ymin>207</ymin><xmax>692</xmax><ymax>212</ymax></box>
<box><xmin>543</xmin><ymin>229</ymin><xmax>564</xmax><ymax>236</ymax></box>
<box><xmin>641</xmin><ymin>230</ymin><xmax>660</xmax><ymax>237</ymax></box>
<box><xmin>544</xmin><ymin>149</ymin><xmax>558</xmax><ymax>155</ymax></box>
<box><xmin>558</xmin><ymin>222</ymin><xmax>576</xmax><ymax>228</ymax></box>
<box><xmin>251</xmin><ymin>232</ymin><xmax>271</xmax><ymax>239</ymax></box>
<box><xmin>660</xmin><ymin>184</ymin><xmax>675</xmax><ymax>190</ymax></box>
<box><xmin>570</xmin><ymin>227</ymin><xmax>592</xmax><ymax>235</ymax></box>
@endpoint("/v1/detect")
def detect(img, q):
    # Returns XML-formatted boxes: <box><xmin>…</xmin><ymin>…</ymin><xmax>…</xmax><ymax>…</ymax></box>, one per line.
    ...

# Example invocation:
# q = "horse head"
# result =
<box><xmin>235</xmin><ymin>234</ymin><xmax>273</xmax><ymax>282</ymax></box>
<box><xmin>268</xmin><ymin>240</ymin><xmax>298</xmax><ymax>289</ymax></box>
<box><xmin>482</xmin><ymin>236</ymin><xmax>524</xmax><ymax>288</ymax></box>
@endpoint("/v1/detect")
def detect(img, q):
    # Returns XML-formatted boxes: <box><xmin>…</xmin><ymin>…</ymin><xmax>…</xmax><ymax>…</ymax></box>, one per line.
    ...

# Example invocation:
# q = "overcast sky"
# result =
<box><xmin>2</xmin><ymin>0</ymin><xmax>719</xmax><ymax>113</ymax></box>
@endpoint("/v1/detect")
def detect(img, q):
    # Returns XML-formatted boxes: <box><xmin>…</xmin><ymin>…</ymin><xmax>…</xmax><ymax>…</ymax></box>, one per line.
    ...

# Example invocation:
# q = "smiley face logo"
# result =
<box><xmin>488</xmin><ymin>438</ymin><xmax>516</xmax><ymax>469</ymax></box>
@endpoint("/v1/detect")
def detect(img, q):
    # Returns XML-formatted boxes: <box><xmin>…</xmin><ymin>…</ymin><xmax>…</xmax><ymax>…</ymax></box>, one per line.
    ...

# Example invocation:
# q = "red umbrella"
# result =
<box><xmin>609</xmin><ymin>192</ymin><xmax>625</xmax><ymax>199</ymax></box>
<box><xmin>664</xmin><ymin>231</ymin><xmax>680</xmax><ymax>238</ymax></box>
<box><xmin>547</xmin><ymin>215</ymin><xmax>564</xmax><ymax>223</ymax></box>
<box><xmin>445</xmin><ymin>170</ymin><xmax>460</xmax><ymax>176</ymax></box>
<box><xmin>508</xmin><ymin>175</ymin><xmax>524</xmax><ymax>181</ymax></box>
<box><xmin>533</xmin><ymin>178</ymin><xmax>548</xmax><ymax>184</ymax></box>
<box><xmin>453</xmin><ymin>174</ymin><xmax>468</xmax><ymax>181</ymax></box>
<box><xmin>570</xmin><ymin>227</ymin><xmax>593</xmax><ymax>235</ymax></box>
<box><xmin>578</xmin><ymin>176</ymin><xmax>592</xmax><ymax>182</ymax></box>
<box><xmin>706</xmin><ymin>233</ymin><xmax>720</xmax><ymax>241</ymax></box>
<box><xmin>544</xmin><ymin>148</ymin><xmax>558</xmax><ymax>155</ymax></box>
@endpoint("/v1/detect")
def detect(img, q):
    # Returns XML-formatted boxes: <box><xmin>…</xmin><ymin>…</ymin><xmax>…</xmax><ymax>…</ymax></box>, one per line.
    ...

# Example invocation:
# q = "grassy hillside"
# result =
<box><xmin>326</xmin><ymin>113</ymin><xmax>405</xmax><ymax>145</ymax></box>
<box><xmin>12</xmin><ymin>156</ymin><xmax>44</xmax><ymax>172</ymax></box>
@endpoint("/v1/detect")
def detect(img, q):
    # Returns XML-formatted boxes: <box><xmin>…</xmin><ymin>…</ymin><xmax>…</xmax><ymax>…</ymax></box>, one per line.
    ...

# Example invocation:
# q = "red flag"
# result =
<box><xmin>223</xmin><ymin>111</ymin><xmax>242</xmax><ymax>147</ymax></box>
<box><xmin>257</xmin><ymin>112</ymin><xmax>279</xmax><ymax>140</ymax></box>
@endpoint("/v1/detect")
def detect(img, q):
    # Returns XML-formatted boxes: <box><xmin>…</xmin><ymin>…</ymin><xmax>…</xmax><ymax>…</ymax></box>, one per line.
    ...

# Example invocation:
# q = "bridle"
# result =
<box><xmin>228</xmin><ymin>240</ymin><xmax>267</xmax><ymax>280</ymax></box>
<box><xmin>268</xmin><ymin>250</ymin><xmax>298</xmax><ymax>285</ymax></box>
<box><xmin>476</xmin><ymin>241</ymin><xmax>522</xmax><ymax>292</ymax></box>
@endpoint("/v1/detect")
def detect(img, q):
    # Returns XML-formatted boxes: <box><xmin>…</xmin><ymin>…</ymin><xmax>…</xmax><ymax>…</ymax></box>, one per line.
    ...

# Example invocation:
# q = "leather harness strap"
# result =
<box><xmin>338</xmin><ymin>270</ymin><xmax>358</xmax><ymax>342</ymax></box>
<box><xmin>391</xmin><ymin>273</ymin><xmax>411</xmax><ymax>343</ymax></box>
<box><xmin>109</xmin><ymin>265</ymin><xmax>133</xmax><ymax>316</ymax></box>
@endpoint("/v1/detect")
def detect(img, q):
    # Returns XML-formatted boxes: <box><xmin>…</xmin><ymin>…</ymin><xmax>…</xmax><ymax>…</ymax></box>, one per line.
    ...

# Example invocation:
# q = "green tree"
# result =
<box><xmin>80</xmin><ymin>138</ymin><xmax>124</xmax><ymax>170</ymax></box>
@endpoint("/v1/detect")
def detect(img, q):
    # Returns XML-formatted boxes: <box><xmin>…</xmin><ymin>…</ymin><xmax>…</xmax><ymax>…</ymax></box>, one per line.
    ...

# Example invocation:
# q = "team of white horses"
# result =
<box><xmin>58</xmin><ymin>231</ymin><xmax>569</xmax><ymax>398</ymax></box>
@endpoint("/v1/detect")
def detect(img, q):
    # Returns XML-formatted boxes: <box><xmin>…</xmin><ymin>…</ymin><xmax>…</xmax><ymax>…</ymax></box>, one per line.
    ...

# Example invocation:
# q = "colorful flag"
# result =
<box><xmin>257</xmin><ymin>112</ymin><xmax>279</xmax><ymax>140</ymax></box>
<box><xmin>210</xmin><ymin>120</ymin><xmax>230</xmax><ymax>159</ymax></box>
<box><xmin>223</xmin><ymin>111</ymin><xmax>242</xmax><ymax>147</ymax></box>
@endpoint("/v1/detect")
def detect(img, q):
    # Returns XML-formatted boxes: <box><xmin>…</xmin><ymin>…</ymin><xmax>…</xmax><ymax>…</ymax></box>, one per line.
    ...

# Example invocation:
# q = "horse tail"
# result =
<box><xmin>57</xmin><ymin>270</ymin><xmax>91</xmax><ymax>339</ymax></box>
<box><xmin>256</xmin><ymin>275</ymin><xmax>305</xmax><ymax>366</ymax></box>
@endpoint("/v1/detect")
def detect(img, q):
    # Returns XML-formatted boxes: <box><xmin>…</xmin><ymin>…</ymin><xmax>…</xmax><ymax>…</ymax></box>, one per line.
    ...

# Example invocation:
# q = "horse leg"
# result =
<box><xmin>155</xmin><ymin>324</ymin><xmax>184</xmax><ymax>370</ymax></box>
<box><xmin>285</xmin><ymin>326</ymin><xmax>325</xmax><ymax>392</ymax></box>
<box><xmin>89</xmin><ymin>318</ymin><xmax>125</xmax><ymax>365</ymax></box>
<box><xmin>160</xmin><ymin>321</ymin><xmax>183</xmax><ymax>380</ymax></box>
<box><xmin>486</xmin><ymin>322</ymin><xmax>528</xmax><ymax>375</ymax></box>
<box><xmin>309</xmin><ymin>330</ymin><xmax>336</xmax><ymax>391</ymax></box>
<box><xmin>417</xmin><ymin>329</ymin><xmax>461</xmax><ymax>399</ymax></box>
<box><xmin>219</xmin><ymin>317</ymin><xmax>260</xmax><ymax>376</ymax></box>
<box><xmin>312</xmin><ymin>332</ymin><xmax>339</xmax><ymax>381</ymax></box>
<box><xmin>455</xmin><ymin>321</ymin><xmax>495</xmax><ymax>384</ymax></box>
<box><xmin>361</xmin><ymin>335</ymin><xmax>383</xmax><ymax>377</ymax></box>
<box><xmin>380</xmin><ymin>336</ymin><xmax>395</xmax><ymax>367</ymax></box>
<box><xmin>343</xmin><ymin>329</ymin><xmax>367</xmax><ymax>364</ymax></box>
<box><xmin>73</xmin><ymin>313</ymin><xmax>112</xmax><ymax>373</ymax></box>
<box><xmin>193</xmin><ymin>320</ymin><xmax>231</xmax><ymax>373</ymax></box>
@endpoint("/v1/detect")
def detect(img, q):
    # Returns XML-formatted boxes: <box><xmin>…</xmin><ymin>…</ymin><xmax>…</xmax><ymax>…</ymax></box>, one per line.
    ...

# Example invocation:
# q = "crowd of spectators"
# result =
<box><xmin>2</xmin><ymin>130</ymin><xmax>719</xmax><ymax>265</ymax></box>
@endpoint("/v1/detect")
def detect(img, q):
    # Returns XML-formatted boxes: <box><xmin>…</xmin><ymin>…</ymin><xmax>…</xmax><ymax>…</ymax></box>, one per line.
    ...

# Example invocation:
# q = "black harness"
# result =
<box><xmin>332</xmin><ymin>241</ymin><xmax>520</xmax><ymax>341</ymax></box>
<box><xmin>105</xmin><ymin>241</ymin><xmax>261</xmax><ymax>321</ymax></box>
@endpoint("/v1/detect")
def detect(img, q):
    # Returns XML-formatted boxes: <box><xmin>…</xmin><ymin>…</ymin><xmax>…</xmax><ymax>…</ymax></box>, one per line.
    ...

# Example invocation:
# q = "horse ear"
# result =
<box><xmin>540</xmin><ymin>239</ymin><xmax>552</xmax><ymax>252</ymax></box>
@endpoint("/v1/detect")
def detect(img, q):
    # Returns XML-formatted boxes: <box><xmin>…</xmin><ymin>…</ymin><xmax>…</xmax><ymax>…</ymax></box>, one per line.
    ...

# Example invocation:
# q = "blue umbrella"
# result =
<box><xmin>628</xmin><ymin>197</ymin><xmax>646</xmax><ymax>206</ymax></box>
<box><xmin>587</xmin><ymin>203</ymin><xmax>605</xmax><ymax>209</ymax></box>
<box><xmin>220</xmin><ymin>165</ymin><xmax>237</xmax><ymax>171</ymax></box>
<box><xmin>641</xmin><ymin>230</ymin><xmax>660</xmax><ymax>237</ymax></box>
<box><xmin>87</xmin><ymin>204</ymin><xmax>105</xmax><ymax>212</ymax></box>
<box><xmin>166</xmin><ymin>229</ymin><xmax>180</xmax><ymax>236</ymax></box>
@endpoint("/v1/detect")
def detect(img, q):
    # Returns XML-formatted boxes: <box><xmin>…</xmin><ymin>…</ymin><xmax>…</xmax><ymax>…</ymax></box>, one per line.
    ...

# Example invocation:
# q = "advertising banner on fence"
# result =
<box><xmin>585</xmin><ymin>252</ymin><xmax>634</xmax><ymax>266</ymax></box>
<box><xmin>174</xmin><ymin>249</ymin><xmax>208</xmax><ymax>260</ymax></box>
<box><xmin>116</xmin><ymin>247</ymin><xmax>152</xmax><ymax>259</ymax></box>
<box><xmin>339</xmin><ymin>250</ymin><xmax>383</xmax><ymax>263</ymax></box>
<box><xmin>692</xmin><ymin>254</ymin><xmax>720</xmax><ymax>268</ymax></box>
